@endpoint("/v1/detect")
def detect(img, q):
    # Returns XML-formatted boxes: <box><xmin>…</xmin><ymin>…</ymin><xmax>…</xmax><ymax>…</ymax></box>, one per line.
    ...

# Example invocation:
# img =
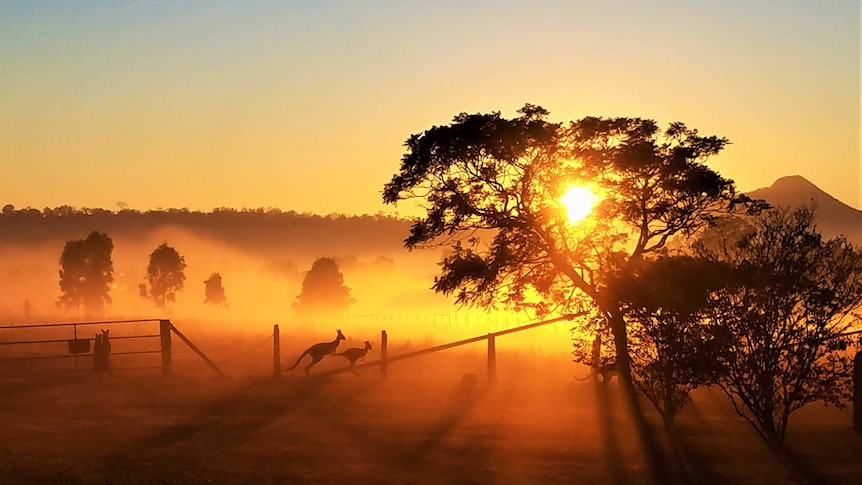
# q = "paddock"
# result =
<box><xmin>1</xmin><ymin>318</ymin><xmax>861</xmax><ymax>484</ymax></box>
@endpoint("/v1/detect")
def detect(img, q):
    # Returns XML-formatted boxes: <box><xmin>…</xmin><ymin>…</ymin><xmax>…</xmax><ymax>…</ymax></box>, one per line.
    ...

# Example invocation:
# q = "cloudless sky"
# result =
<box><xmin>1</xmin><ymin>0</ymin><xmax>859</xmax><ymax>214</ymax></box>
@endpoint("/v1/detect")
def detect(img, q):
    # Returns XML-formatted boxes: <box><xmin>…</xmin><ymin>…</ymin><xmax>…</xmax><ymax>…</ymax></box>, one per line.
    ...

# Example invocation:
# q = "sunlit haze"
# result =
<box><xmin>1</xmin><ymin>4</ymin><xmax>861</xmax><ymax>481</ymax></box>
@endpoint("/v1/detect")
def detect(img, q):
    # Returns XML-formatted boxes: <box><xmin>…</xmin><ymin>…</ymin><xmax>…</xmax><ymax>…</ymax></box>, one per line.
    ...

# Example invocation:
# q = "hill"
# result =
<box><xmin>746</xmin><ymin>175</ymin><xmax>862</xmax><ymax>243</ymax></box>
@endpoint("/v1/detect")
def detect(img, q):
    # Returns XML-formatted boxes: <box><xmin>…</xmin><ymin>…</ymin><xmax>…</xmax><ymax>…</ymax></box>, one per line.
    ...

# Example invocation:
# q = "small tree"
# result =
<box><xmin>140</xmin><ymin>243</ymin><xmax>186</xmax><ymax>308</ymax></box>
<box><xmin>57</xmin><ymin>231</ymin><xmax>114</xmax><ymax>317</ymax></box>
<box><xmin>695</xmin><ymin>208</ymin><xmax>862</xmax><ymax>448</ymax></box>
<box><xmin>293</xmin><ymin>257</ymin><xmax>354</xmax><ymax>316</ymax></box>
<box><xmin>603</xmin><ymin>255</ymin><xmax>730</xmax><ymax>427</ymax></box>
<box><xmin>204</xmin><ymin>272</ymin><xmax>227</xmax><ymax>306</ymax></box>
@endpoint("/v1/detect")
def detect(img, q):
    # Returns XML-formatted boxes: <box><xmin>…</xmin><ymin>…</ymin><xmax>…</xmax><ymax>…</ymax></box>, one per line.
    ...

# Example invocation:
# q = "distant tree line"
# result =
<box><xmin>0</xmin><ymin>205</ymin><xmax>413</xmax><ymax>259</ymax></box>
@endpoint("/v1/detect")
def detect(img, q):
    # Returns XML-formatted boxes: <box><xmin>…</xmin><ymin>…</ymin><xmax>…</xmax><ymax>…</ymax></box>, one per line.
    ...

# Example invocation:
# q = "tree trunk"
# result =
<box><xmin>606</xmin><ymin>307</ymin><xmax>673</xmax><ymax>482</ymax></box>
<box><xmin>607</xmin><ymin>309</ymin><xmax>632</xmax><ymax>384</ymax></box>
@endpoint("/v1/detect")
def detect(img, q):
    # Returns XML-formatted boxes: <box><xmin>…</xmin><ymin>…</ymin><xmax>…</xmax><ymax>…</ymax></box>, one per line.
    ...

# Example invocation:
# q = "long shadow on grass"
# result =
<box><xmin>685</xmin><ymin>394</ymin><xmax>817</xmax><ymax>485</ymax></box>
<box><xmin>399</xmin><ymin>381</ymin><xmax>490</xmax><ymax>463</ymax></box>
<box><xmin>99</xmin><ymin>375</ymin><xmax>354</xmax><ymax>460</ymax></box>
<box><xmin>672</xmin><ymin>400</ymin><xmax>731</xmax><ymax>485</ymax></box>
<box><xmin>618</xmin><ymin>378</ymin><xmax>677</xmax><ymax>484</ymax></box>
<box><xmin>96</xmin><ymin>374</ymin><xmax>387</xmax><ymax>483</ymax></box>
<box><xmin>594</xmin><ymin>379</ymin><xmax>626</xmax><ymax>485</ymax></box>
<box><xmin>310</xmin><ymin>378</ymin><xmax>498</xmax><ymax>482</ymax></box>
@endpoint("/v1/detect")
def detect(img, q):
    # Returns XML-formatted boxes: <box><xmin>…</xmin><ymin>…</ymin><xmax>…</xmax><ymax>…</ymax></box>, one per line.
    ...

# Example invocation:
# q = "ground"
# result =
<box><xmin>1</xmin><ymin>337</ymin><xmax>861</xmax><ymax>484</ymax></box>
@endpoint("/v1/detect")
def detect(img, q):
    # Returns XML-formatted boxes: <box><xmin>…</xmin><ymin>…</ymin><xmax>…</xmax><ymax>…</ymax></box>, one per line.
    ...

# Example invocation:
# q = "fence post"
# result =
<box><xmin>487</xmin><ymin>334</ymin><xmax>497</xmax><ymax>384</ymax></box>
<box><xmin>381</xmin><ymin>330</ymin><xmax>388</xmax><ymax>379</ymax></box>
<box><xmin>273</xmin><ymin>324</ymin><xmax>281</xmax><ymax>379</ymax></box>
<box><xmin>73</xmin><ymin>323</ymin><xmax>79</xmax><ymax>371</ymax></box>
<box><xmin>854</xmin><ymin>351</ymin><xmax>862</xmax><ymax>433</ymax></box>
<box><xmin>160</xmin><ymin>319</ymin><xmax>172</xmax><ymax>376</ymax></box>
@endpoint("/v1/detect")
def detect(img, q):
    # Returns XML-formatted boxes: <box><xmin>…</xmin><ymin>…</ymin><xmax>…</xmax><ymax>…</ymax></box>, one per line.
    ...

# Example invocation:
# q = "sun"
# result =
<box><xmin>561</xmin><ymin>185</ymin><xmax>599</xmax><ymax>223</ymax></box>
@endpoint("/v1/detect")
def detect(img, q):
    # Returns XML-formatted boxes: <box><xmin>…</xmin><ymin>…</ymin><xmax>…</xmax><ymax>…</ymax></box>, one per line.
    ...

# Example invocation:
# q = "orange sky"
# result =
<box><xmin>2</xmin><ymin>1</ymin><xmax>859</xmax><ymax>213</ymax></box>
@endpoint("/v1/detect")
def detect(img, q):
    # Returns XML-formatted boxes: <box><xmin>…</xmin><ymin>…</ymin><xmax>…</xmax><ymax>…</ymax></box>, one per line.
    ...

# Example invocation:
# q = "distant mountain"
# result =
<box><xmin>746</xmin><ymin>175</ymin><xmax>862</xmax><ymax>243</ymax></box>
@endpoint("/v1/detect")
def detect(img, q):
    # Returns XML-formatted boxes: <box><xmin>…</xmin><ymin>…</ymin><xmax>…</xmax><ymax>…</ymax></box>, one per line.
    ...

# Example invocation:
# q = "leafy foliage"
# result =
<box><xmin>204</xmin><ymin>272</ymin><xmax>227</xmax><ymax>306</ymax></box>
<box><xmin>293</xmin><ymin>257</ymin><xmax>355</xmax><ymax>316</ymax></box>
<box><xmin>140</xmin><ymin>243</ymin><xmax>186</xmax><ymax>308</ymax></box>
<box><xmin>694</xmin><ymin>208</ymin><xmax>862</xmax><ymax>446</ymax></box>
<box><xmin>57</xmin><ymin>231</ymin><xmax>114</xmax><ymax>316</ymax></box>
<box><xmin>383</xmin><ymin>104</ymin><xmax>754</xmax><ymax>379</ymax></box>
<box><xmin>605</xmin><ymin>255</ymin><xmax>731</xmax><ymax>425</ymax></box>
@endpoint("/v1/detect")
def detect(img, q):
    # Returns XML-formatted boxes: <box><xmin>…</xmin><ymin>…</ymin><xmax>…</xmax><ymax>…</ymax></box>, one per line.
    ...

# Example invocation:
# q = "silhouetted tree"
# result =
<box><xmin>293</xmin><ymin>257</ymin><xmax>354</xmax><ymax>316</ymax></box>
<box><xmin>382</xmin><ymin>104</ymin><xmax>760</xmax><ymax>388</ymax></box>
<box><xmin>694</xmin><ymin>207</ymin><xmax>862</xmax><ymax>448</ymax></box>
<box><xmin>57</xmin><ymin>231</ymin><xmax>114</xmax><ymax>317</ymax></box>
<box><xmin>599</xmin><ymin>255</ymin><xmax>731</xmax><ymax>427</ymax></box>
<box><xmin>204</xmin><ymin>272</ymin><xmax>227</xmax><ymax>306</ymax></box>
<box><xmin>139</xmin><ymin>243</ymin><xmax>186</xmax><ymax>308</ymax></box>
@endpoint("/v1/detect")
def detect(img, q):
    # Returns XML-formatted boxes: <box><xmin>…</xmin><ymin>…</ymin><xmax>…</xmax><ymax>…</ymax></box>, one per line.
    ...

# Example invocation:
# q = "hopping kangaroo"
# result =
<box><xmin>575</xmin><ymin>362</ymin><xmax>618</xmax><ymax>384</ymax></box>
<box><xmin>333</xmin><ymin>340</ymin><xmax>372</xmax><ymax>374</ymax></box>
<box><xmin>287</xmin><ymin>329</ymin><xmax>346</xmax><ymax>375</ymax></box>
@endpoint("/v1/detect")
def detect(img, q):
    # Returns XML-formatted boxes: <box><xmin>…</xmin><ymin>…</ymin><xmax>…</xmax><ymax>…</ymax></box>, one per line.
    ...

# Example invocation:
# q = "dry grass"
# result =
<box><xmin>1</xmin><ymin>332</ymin><xmax>861</xmax><ymax>484</ymax></box>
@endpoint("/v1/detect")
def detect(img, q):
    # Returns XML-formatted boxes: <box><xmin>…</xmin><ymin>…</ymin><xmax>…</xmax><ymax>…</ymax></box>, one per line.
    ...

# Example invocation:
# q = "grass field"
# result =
<box><xmin>1</xmin><ymin>330</ymin><xmax>861</xmax><ymax>484</ymax></box>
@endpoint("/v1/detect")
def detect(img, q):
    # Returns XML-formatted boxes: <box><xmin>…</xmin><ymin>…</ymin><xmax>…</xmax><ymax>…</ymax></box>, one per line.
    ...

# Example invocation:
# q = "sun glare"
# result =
<box><xmin>561</xmin><ymin>186</ymin><xmax>599</xmax><ymax>223</ymax></box>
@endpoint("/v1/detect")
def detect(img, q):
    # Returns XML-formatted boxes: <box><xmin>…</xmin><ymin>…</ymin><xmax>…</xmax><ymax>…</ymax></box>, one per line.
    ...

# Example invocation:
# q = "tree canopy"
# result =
<box><xmin>204</xmin><ymin>272</ymin><xmax>227</xmax><ymax>306</ymax></box>
<box><xmin>140</xmin><ymin>243</ymin><xmax>187</xmax><ymax>309</ymax></box>
<box><xmin>293</xmin><ymin>257</ymin><xmax>354</xmax><ymax>317</ymax></box>
<box><xmin>694</xmin><ymin>207</ymin><xmax>862</xmax><ymax>446</ymax></box>
<box><xmin>383</xmin><ymin>104</ymin><xmax>758</xmax><ymax>380</ymax></box>
<box><xmin>57</xmin><ymin>231</ymin><xmax>114</xmax><ymax>316</ymax></box>
<box><xmin>604</xmin><ymin>255</ymin><xmax>731</xmax><ymax>426</ymax></box>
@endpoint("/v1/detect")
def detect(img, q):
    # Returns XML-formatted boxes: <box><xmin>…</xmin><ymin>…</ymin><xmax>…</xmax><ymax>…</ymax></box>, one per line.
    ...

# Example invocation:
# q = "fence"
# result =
<box><xmin>0</xmin><ymin>318</ymin><xmax>223</xmax><ymax>377</ymax></box>
<box><xmin>5</xmin><ymin>314</ymin><xmax>861</xmax><ymax>433</ymax></box>
<box><xmin>273</xmin><ymin>315</ymin><xmax>862</xmax><ymax>434</ymax></box>
<box><xmin>272</xmin><ymin>312</ymin><xmax>585</xmax><ymax>381</ymax></box>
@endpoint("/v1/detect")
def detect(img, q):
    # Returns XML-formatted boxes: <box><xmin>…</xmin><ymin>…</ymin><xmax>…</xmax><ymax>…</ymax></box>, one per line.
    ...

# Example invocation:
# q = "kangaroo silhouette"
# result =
<box><xmin>92</xmin><ymin>329</ymin><xmax>112</xmax><ymax>376</ymax></box>
<box><xmin>333</xmin><ymin>340</ymin><xmax>372</xmax><ymax>374</ymax></box>
<box><xmin>287</xmin><ymin>329</ymin><xmax>346</xmax><ymax>375</ymax></box>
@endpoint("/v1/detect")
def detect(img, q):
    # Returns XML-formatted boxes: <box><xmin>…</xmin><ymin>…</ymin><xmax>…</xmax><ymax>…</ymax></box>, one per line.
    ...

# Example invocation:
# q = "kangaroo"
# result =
<box><xmin>92</xmin><ymin>329</ymin><xmax>112</xmax><ymax>376</ymax></box>
<box><xmin>575</xmin><ymin>362</ymin><xmax>618</xmax><ymax>384</ymax></box>
<box><xmin>287</xmin><ymin>329</ymin><xmax>346</xmax><ymax>375</ymax></box>
<box><xmin>333</xmin><ymin>340</ymin><xmax>372</xmax><ymax>374</ymax></box>
<box><xmin>92</xmin><ymin>331</ymin><xmax>103</xmax><ymax>373</ymax></box>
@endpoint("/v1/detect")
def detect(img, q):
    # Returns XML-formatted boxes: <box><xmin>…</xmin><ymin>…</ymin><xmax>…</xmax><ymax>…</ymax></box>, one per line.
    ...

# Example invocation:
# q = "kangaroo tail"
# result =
<box><xmin>287</xmin><ymin>348</ymin><xmax>310</xmax><ymax>370</ymax></box>
<box><xmin>574</xmin><ymin>373</ymin><xmax>592</xmax><ymax>381</ymax></box>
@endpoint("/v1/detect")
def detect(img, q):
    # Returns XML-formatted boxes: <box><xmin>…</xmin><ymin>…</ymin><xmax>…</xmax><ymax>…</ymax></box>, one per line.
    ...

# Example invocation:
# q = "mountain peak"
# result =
<box><xmin>767</xmin><ymin>175</ymin><xmax>825</xmax><ymax>197</ymax></box>
<box><xmin>750</xmin><ymin>175</ymin><xmax>852</xmax><ymax>209</ymax></box>
<box><xmin>746</xmin><ymin>175</ymin><xmax>862</xmax><ymax>242</ymax></box>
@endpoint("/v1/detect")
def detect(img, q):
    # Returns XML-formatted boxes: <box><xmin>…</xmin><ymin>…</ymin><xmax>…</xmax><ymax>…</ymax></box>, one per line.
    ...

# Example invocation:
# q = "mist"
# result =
<box><xmin>0</xmin><ymin>222</ymin><xmax>574</xmax><ymax>359</ymax></box>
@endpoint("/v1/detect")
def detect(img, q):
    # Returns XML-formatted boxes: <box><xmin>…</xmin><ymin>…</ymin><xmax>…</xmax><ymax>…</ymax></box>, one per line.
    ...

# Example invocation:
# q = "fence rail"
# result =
<box><xmin>0</xmin><ymin>318</ymin><xmax>223</xmax><ymax>377</ymax></box>
<box><xmin>275</xmin><ymin>312</ymin><xmax>586</xmax><ymax>380</ymax></box>
<box><xmin>0</xmin><ymin>318</ymin><xmax>163</xmax><ymax>330</ymax></box>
